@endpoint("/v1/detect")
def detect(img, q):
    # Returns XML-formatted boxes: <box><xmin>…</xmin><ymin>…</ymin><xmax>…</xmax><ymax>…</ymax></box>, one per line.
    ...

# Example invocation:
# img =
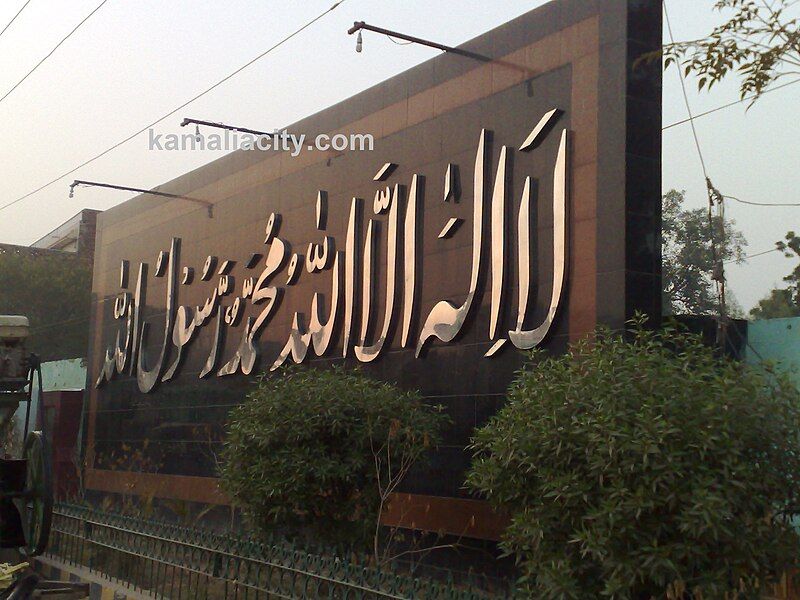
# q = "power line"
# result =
<box><xmin>663</xmin><ymin>0</ymin><xmax>727</xmax><ymax>316</ymax></box>
<box><xmin>724</xmin><ymin>247</ymin><xmax>779</xmax><ymax>264</ymax></box>
<box><xmin>0</xmin><ymin>0</ymin><xmax>110</xmax><ymax>105</ymax></box>
<box><xmin>664</xmin><ymin>2</ymin><xmax>709</xmax><ymax>181</ymax></box>
<box><xmin>0</xmin><ymin>0</ymin><xmax>347</xmax><ymax>216</ymax></box>
<box><xmin>724</xmin><ymin>194</ymin><xmax>800</xmax><ymax>207</ymax></box>
<box><xmin>662</xmin><ymin>78</ymin><xmax>800</xmax><ymax>130</ymax></box>
<box><xmin>0</xmin><ymin>0</ymin><xmax>32</xmax><ymax>42</ymax></box>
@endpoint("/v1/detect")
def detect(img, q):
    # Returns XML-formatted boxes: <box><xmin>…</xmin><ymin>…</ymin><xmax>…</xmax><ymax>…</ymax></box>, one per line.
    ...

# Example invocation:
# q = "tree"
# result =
<box><xmin>663</xmin><ymin>0</ymin><xmax>800</xmax><ymax>103</ymax></box>
<box><xmin>467</xmin><ymin>318</ymin><xmax>800</xmax><ymax>599</ymax></box>
<box><xmin>220</xmin><ymin>366</ymin><xmax>447</xmax><ymax>551</ymax></box>
<box><xmin>777</xmin><ymin>230</ymin><xmax>800</xmax><ymax>301</ymax></box>
<box><xmin>0</xmin><ymin>245</ymin><xmax>92</xmax><ymax>361</ymax></box>
<box><xmin>750</xmin><ymin>231</ymin><xmax>800</xmax><ymax>318</ymax></box>
<box><xmin>750</xmin><ymin>285</ymin><xmax>800</xmax><ymax>320</ymax></box>
<box><xmin>662</xmin><ymin>189</ymin><xmax>746</xmax><ymax>315</ymax></box>
<box><xmin>750</xmin><ymin>287</ymin><xmax>800</xmax><ymax>318</ymax></box>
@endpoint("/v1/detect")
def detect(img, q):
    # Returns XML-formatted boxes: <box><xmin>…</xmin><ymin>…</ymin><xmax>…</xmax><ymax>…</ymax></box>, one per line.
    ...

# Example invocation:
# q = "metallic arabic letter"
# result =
<box><xmin>114</xmin><ymin>298</ymin><xmax>134</xmax><ymax>373</ymax></box>
<box><xmin>355</xmin><ymin>185</ymin><xmax>401</xmax><ymax>362</ymax></box>
<box><xmin>120</xmin><ymin>260</ymin><xmax>129</xmax><ymax>288</ymax></box>
<box><xmin>155</xmin><ymin>251</ymin><xmax>169</xmax><ymax>277</ymax></box>
<box><xmin>512</xmin><ymin>177</ymin><xmax>533</xmax><ymax>333</ymax></box>
<box><xmin>374</xmin><ymin>162</ymin><xmax>397</xmax><ymax>181</ymax></box>
<box><xmin>245</xmin><ymin>254</ymin><xmax>262</xmax><ymax>269</ymax></box>
<box><xmin>286</xmin><ymin>254</ymin><xmax>302</xmax><ymax>285</ymax></box>
<box><xmin>519</xmin><ymin>108</ymin><xmax>563</xmax><ymax>152</ymax></box>
<box><xmin>201</xmin><ymin>256</ymin><xmax>217</xmax><ymax>281</ymax></box>
<box><xmin>489</xmin><ymin>146</ymin><xmax>509</xmax><ymax>340</ymax></box>
<box><xmin>444</xmin><ymin>164</ymin><xmax>460</xmax><ymax>203</ymax></box>
<box><xmin>199</xmin><ymin>311</ymin><xmax>223</xmax><ymax>378</ymax></box>
<box><xmin>128</xmin><ymin>263</ymin><xmax>146</xmax><ymax>375</ymax></box>
<box><xmin>416</xmin><ymin>130</ymin><xmax>488</xmax><ymax>357</ymax></box>
<box><xmin>306</xmin><ymin>237</ymin><xmax>334</xmax><ymax>273</ymax></box>
<box><xmin>96</xmin><ymin>293</ymin><xmax>131</xmax><ymax>388</ymax></box>
<box><xmin>264</xmin><ymin>213</ymin><xmax>281</xmax><ymax>243</ymax></box>
<box><xmin>193</xmin><ymin>290</ymin><xmax>220</xmax><ymax>327</ymax></box>
<box><xmin>270</xmin><ymin>313</ymin><xmax>311</xmax><ymax>371</ymax></box>
<box><xmin>310</xmin><ymin>251</ymin><xmax>343</xmax><ymax>356</ymax></box>
<box><xmin>137</xmin><ymin>239</ymin><xmax>179</xmax><ymax>393</ymax></box>
<box><xmin>218</xmin><ymin>317</ymin><xmax>258</xmax><ymax>377</ymax></box>
<box><xmin>250</xmin><ymin>238</ymin><xmax>287</xmax><ymax>341</ymax></box>
<box><xmin>374</xmin><ymin>187</ymin><xmax>391</xmax><ymax>214</ymax></box>
<box><xmin>438</xmin><ymin>217</ymin><xmax>462</xmax><ymax>239</ymax></box>
<box><xmin>356</xmin><ymin>219</ymin><xmax>377</xmax><ymax>354</ymax></box>
<box><xmin>162</xmin><ymin>305</ymin><xmax>197</xmax><ymax>382</ymax></box>
<box><xmin>401</xmin><ymin>174</ymin><xmax>422</xmax><ymax>348</ymax></box>
<box><xmin>95</xmin><ymin>350</ymin><xmax>115</xmax><ymax>387</ymax></box>
<box><xmin>218</xmin><ymin>260</ymin><xmax>235</xmax><ymax>275</ymax></box>
<box><xmin>342</xmin><ymin>198</ymin><xmax>362</xmax><ymax>357</ymax></box>
<box><xmin>316</xmin><ymin>191</ymin><xmax>327</xmax><ymax>230</ymax></box>
<box><xmin>509</xmin><ymin>129</ymin><xmax>569</xmax><ymax>348</ymax></box>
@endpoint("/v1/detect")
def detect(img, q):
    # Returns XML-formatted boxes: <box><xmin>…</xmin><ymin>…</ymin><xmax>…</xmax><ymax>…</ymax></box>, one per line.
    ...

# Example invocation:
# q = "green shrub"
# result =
<box><xmin>221</xmin><ymin>366</ymin><xmax>446</xmax><ymax>548</ymax></box>
<box><xmin>467</xmin><ymin>320</ymin><xmax>800</xmax><ymax>599</ymax></box>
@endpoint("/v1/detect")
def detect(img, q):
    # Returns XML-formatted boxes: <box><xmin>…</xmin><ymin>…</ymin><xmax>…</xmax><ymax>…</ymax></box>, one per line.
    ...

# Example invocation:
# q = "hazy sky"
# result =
<box><xmin>0</xmin><ymin>0</ymin><xmax>797</xmax><ymax>311</ymax></box>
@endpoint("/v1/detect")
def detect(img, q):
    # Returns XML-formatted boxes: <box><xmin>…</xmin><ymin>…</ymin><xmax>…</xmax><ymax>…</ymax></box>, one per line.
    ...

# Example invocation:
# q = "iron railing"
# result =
<box><xmin>45</xmin><ymin>504</ymin><xmax>504</xmax><ymax>599</ymax></box>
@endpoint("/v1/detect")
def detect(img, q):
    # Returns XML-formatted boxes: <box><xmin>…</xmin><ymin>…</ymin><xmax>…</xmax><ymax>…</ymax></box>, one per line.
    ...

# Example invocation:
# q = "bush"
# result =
<box><xmin>221</xmin><ymin>366</ymin><xmax>446</xmax><ymax>548</ymax></box>
<box><xmin>467</xmin><ymin>320</ymin><xmax>800</xmax><ymax>599</ymax></box>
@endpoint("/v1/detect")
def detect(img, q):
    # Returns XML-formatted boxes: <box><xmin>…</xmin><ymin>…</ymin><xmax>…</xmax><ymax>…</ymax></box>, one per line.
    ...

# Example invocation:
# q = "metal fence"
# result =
<box><xmin>46</xmin><ymin>504</ymin><xmax>504</xmax><ymax>599</ymax></box>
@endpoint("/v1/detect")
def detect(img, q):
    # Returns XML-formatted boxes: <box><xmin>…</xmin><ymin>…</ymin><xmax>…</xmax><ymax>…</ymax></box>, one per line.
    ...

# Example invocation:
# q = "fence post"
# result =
<box><xmin>83</xmin><ymin>518</ymin><xmax>92</xmax><ymax>572</ymax></box>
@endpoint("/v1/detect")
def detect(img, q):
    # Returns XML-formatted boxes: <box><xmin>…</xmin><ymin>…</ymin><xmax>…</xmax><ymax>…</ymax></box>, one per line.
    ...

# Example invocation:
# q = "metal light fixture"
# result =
<box><xmin>180</xmin><ymin>117</ymin><xmax>272</xmax><ymax>138</ymax></box>
<box><xmin>344</xmin><ymin>20</ymin><xmax>535</xmax><ymax>83</ymax></box>
<box><xmin>69</xmin><ymin>179</ymin><xmax>214</xmax><ymax>217</ymax></box>
<box><xmin>195</xmin><ymin>124</ymin><xmax>201</xmax><ymax>142</ymax></box>
<box><xmin>348</xmin><ymin>21</ymin><xmax>468</xmax><ymax>56</ymax></box>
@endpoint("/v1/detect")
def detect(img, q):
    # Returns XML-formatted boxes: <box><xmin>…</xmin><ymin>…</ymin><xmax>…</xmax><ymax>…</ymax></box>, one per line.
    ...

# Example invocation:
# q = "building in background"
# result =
<box><xmin>0</xmin><ymin>209</ymin><xmax>99</xmax><ymax>362</ymax></box>
<box><xmin>30</xmin><ymin>209</ymin><xmax>100</xmax><ymax>258</ymax></box>
<box><xmin>747</xmin><ymin>317</ymin><xmax>800</xmax><ymax>387</ymax></box>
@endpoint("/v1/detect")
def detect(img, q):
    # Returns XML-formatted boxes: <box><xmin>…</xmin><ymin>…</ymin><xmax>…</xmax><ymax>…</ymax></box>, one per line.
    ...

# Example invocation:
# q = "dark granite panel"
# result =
<box><xmin>87</xmin><ymin>0</ymin><xmax>662</xmax><ymax>508</ymax></box>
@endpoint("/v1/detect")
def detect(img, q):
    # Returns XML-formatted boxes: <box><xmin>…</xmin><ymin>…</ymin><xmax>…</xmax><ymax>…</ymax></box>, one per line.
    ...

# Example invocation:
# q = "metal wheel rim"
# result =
<box><xmin>20</xmin><ymin>430</ymin><xmax>53</xmax><ymax>556</ymax></box>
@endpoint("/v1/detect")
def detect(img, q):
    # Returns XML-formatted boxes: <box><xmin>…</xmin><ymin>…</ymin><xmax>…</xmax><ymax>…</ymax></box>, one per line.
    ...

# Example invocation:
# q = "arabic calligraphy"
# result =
<box><xmin>96</xmin><ymin>114</ymin><xmax>570</xmax><ymax>393</ymax></box>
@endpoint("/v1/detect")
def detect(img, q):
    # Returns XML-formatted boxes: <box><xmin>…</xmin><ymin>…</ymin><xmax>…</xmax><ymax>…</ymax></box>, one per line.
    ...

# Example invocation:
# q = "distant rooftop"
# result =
<box><xmin>30</xmin><ymin>209</ymin><xmax>100</xmax><ymax>256</ymax></box>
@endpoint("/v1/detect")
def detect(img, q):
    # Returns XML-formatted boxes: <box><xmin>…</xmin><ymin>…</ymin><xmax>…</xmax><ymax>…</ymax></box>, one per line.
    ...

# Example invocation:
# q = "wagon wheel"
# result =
<box><xmin>16</xmin><ymin>431</ymin><xmax>53</xmax><ymax>556</ymax></box>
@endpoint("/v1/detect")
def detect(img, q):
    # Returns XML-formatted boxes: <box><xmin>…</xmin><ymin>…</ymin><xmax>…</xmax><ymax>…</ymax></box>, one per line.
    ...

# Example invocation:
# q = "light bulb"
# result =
<box><xmin>356</xmin><ymin>30</ymin><xmax>363</xmax><ymax>53</ymax></box>
<box><xmin>195</xmin><ymin>124</ymin><xmax>202</xmax><ymax>142</ymax></box>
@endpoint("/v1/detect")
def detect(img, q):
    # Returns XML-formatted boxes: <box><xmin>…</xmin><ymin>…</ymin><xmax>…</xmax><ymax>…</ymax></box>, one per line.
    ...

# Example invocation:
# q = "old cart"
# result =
<box><xmin>0</xmin><ymin>316</ymin><xmax>52</xmax><ymax>558</ymax></box>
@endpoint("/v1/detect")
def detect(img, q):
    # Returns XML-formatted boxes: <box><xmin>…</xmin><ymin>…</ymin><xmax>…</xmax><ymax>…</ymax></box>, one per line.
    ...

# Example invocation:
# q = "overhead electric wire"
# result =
<box><xmin>664</xmin><ymin>1</ymin><xmax>710</xmax><ymax>181</ymax></box>
<box><xmin>0</xmin><ymin>0</ymin><xmax>32</xmax><ymax>42</ymax></box>
<box><xmin>723</xmin><ymin>247</ymin><xmax>780</xmax><ymax>264</ymax></box>
<box><xmin>662</xmin><ymin>78</ymin><xmax>800</xmax><ymax>130</ymax></box>
<box><xmin>0</xmin><ymin>0</ymin><xmax>110</xmax><ymax>105</ymax></box>
<box><xmin>0</xmin><ymin>0</ymin><xmax>346</xmax><ymax>215</ymax></box>
<box><xmin>724</xmin><ymin>194</ymin><xmax>800</xmax><ymax>207</ymax></box>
